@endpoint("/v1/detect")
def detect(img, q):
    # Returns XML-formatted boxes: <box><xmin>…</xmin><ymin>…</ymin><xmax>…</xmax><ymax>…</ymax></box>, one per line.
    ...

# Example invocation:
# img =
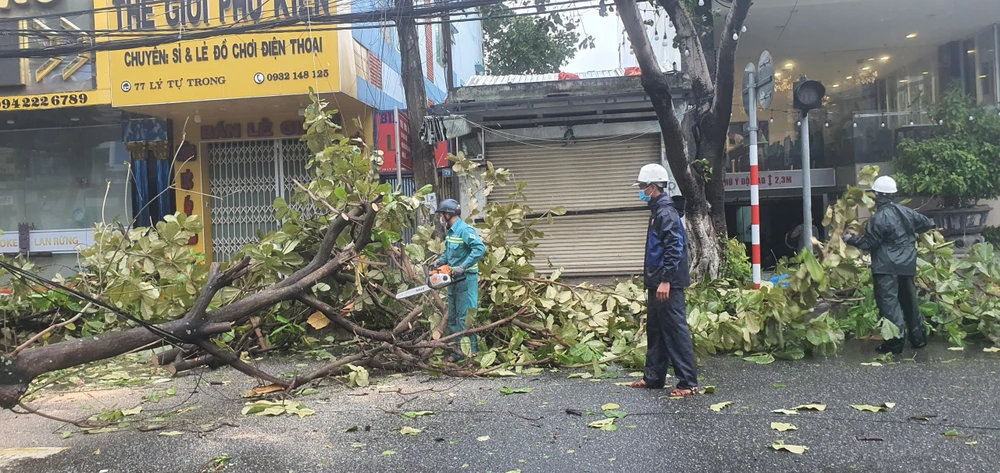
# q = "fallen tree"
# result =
<box><xmin>4</xmin><ymin>95</ymin><xmax>1000</xmax><ymax>413</ymax></box>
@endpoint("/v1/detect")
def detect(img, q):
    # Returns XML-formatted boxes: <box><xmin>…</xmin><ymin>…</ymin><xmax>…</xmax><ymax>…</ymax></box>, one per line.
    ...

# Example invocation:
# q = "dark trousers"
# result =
<box><xmin>873</xmin><ymin>274</ymin><xmax>926</xmax><ymax>348</ymax></box>
<box><xmin>643</xmin><ymin>288</ymin><xmax>698</xmax><ymax>389</ymax></box>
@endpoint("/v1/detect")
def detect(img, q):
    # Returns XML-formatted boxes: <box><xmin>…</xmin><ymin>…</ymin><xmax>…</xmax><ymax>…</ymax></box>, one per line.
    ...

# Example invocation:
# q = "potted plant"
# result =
<box><xmin>893</xmin><ymin>87</ymin><xmax>1000</xmax><ymax>249</ymax></box>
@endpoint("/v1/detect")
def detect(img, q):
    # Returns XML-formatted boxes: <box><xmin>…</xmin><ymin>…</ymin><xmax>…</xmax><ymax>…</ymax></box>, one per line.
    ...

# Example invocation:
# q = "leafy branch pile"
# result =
<box><xmin>3</xmin><ymin>95</ymin><xmax>1000</xmax><ymax>410</ymax></box>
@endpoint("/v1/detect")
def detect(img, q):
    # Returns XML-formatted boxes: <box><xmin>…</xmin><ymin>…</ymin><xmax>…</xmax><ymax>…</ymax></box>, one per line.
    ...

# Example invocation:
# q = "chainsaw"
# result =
<box><xmin>395</xmin><ymin>265</ymin><xmax>465</xmax><ymax>300</ymax></box>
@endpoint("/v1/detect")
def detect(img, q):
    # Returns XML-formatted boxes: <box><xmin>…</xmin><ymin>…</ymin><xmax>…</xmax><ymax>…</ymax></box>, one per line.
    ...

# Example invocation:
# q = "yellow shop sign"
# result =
<box><xmin>97</xmin><ymin>0</ymin><xmax>340</xmax><ymax>107</ymax></box>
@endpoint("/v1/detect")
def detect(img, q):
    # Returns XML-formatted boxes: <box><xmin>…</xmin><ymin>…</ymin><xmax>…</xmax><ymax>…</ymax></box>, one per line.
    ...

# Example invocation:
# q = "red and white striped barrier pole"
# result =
<box><xmin>747</xmin><ymin>71</ymin><xmax>762</xmax><ymax>289</ymax></box>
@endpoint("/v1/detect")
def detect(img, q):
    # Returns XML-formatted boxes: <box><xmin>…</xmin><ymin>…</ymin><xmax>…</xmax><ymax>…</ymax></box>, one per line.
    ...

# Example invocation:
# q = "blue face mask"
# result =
<box><xmin>639</xmin><ymin>189</ymin><xmax>651</xmax><ymax>202</ymax></box>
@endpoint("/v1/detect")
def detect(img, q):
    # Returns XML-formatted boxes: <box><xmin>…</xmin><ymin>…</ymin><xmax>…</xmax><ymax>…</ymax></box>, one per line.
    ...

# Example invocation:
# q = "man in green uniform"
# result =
<box><xmin>432</xmin><ymin>199</ymin><xmax>486</xmax><ymax>358</ymax></box>
<box><xmin>846</xmin><ymin>176</ymin><xmax>936</xmax><ymax>354</ymax></box>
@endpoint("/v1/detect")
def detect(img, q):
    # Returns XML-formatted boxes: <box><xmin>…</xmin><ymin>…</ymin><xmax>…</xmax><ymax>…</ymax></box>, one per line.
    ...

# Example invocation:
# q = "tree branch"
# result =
<box><xmin>297</xmin><ymin>293</ymin><xmax>395</xmax><ymax>342</ymax></box>
<box><xmin>711</xmin><ymin>0</ymin><xmax>752</xmax><ymax>142</ymax></box>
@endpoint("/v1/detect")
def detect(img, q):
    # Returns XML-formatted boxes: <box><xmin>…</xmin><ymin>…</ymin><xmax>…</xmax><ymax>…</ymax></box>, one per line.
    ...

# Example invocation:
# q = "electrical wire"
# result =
<box><xmin>0</xmin><ymin>0</ymin><xmax>506</xmax><ymax>58</ymax></box>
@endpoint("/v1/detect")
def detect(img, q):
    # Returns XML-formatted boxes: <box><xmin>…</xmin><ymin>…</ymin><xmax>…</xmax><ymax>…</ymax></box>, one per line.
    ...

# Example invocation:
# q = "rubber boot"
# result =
<box><xmin>876</xmin><ymin>339</ymin><xmax>904</xmax><ymax>355</ymax></box>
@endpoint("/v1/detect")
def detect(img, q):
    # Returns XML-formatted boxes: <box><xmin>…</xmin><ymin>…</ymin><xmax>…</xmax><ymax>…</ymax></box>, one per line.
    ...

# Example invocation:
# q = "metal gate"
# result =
<box><xmin>208</xmin><ymin>138</ymin><xmax>311</xmax><ymax>262</ymax></box>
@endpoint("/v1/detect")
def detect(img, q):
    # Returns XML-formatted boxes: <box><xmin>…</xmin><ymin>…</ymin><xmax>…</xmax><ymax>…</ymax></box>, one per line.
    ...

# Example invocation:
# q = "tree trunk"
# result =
<box><xmin>396</xmin><ymin>0</ymin><xmax>438</xmax><ymax>197</ymax></box>
<box><xmin>616</xmin><ymin>0</ymin><xmax>723</xmax><ymax>280</ymax></box>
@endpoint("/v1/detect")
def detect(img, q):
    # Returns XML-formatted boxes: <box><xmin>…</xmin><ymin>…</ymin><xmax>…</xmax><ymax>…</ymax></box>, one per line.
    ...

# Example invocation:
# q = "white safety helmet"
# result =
<box><xmin>871</xmin><ymin>176</ymin><xmax>898</xmax><ymax>194</ymax></box>
<box><xmin>633</xmin><ymin>163</ymin><xmax>671</xmax><ymax>187</ymax></box>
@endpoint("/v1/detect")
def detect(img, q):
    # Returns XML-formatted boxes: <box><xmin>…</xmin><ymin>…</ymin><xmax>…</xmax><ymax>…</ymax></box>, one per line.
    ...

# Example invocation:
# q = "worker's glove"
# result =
<box><xmin>432</xmin><ymin>259</ymin><xmax>446</xmax><ymax>269</ymax></box>
<box><xmin>452</xmin><ymin>266</ymin><xmax>466</xmax><ymax>278</ymax></box>
<box><xmin>843</xmin><ymin>233</ymin><xmax>858</xmax><ymax>246</ymax></box>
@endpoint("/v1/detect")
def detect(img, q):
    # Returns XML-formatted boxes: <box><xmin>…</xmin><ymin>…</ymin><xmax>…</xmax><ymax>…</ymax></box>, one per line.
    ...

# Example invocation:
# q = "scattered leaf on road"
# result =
<box><xmin>587</xmin><ymin>418</ymin><xmax>617</xmax><ymax>431</ymax></box>
<box><xmin>772</xmin><ymin>383</ymin><xmax>786</xmax><ymax>388</ymax></box>
<box><xmin>702</xmin><ymin>386</ymin><xmax>716</xmax><ymax>394</ymax></box>
<box><xmin>604</xmin><ymin>410</ymin><xmax>627</xmax><ymax>419</ymax></box>
<box><xmin>743</xmin><ymin>354</ymin><xmax>775</xmax><ymax>365</ymax></box>
<box><xmin>947</xmin><ymin>347</ymin><xmax>964</xmax><ymax>351</ymax></box>
<box><xmin>345</xmin><ymin>426</ymin><xmax>359</xmax><ymax>432</ymax></box>
<box><xmin>771</xmin><ymin>422</ymin><xmax>798</xmax><ymax>432</ymax></box>
<box><xmin>861</xmin><ymin>362</ymin><xmax>882</xmax><ymax>367</ymax></box>
<box><xmin>402</xmin><ymin>411</ymin><xmax>434</xmax><ymax>418</ymax></box>
<box><xmin>477</xmin><ymin>436</ymin><xmax>490</xmax><ymax>442</ymax></box>
<box><xmin>158</xmin><ymin>431</ymin><xmax>184</xmax><ymax>437</ymax></box>
<box><xmin>984</xmin><ymin>347</ymin><xmax>1000</xmax><ymax>353</ymax></box>
<box><xmin>121</xmin><ymin>406</ymin><xmax>142</xmax><ymax>416</ymax></box>
<box><xmin>381</xmin><ymin>450</ymin><xmax>396</xmax><ymax>456</ymax></box>
<box><xmin>966</xmin><ymin>441</ymin><xmax>978</xmax><ymax>446</ymax></box>
<box><xmin>909</xmin><ymin>415</ymin><xmax>937</xmax><ymax>422</ymax></box>
<box><xmin>399</xmin><ymin>427</ymin><xmax>422</xmax><ymax>436</ymax></box>
<box><xmin>627</xmin><ymin>372</ymin><xmax>643</xmax><ymax>377</ymax></box>
<box><xmin>710</xmin><ymin>401</ymin><xmax>733</xmax><ymax>412</ymax></box>
<box><xmin>567</xmin><ymin>373</ymin><xmax>593</xmax><ymax>379</ymax></box>
<box><xmin>793</xmin><ymin>404</ymin><xmax>827</xmax><ymax>411</ymax></box>
<box><xmin>772</xmin><ymin>409</ymin><xmax>799</xmax><ymax>416</ymax></box>
<box><xmin>601</xmin><ymin>403</ymin><xmax>620</xmax><ymax>411</ymax></box>
<box><xmin>943</xmin><ymin>430</ymin><xmax>970</xmax><ymax>439</ymax></box>
<box><xmin>500</xmin><ymin>387</ymin><xmax>534</xmax><ymax>395</ymax></box>
<box><xmin>771</xmin><ymin>440</ymin><xmax>808</xmax><ymax>454</ymax></box>
<box><xmin>851</xmin><ymin>405</ymin><xmax>885</xmax><ymax>413</ymax></box>
<box><xmin>882</xmin><ymin>402</ymin><xmax>896</xmax><ymax>409</ymax></box>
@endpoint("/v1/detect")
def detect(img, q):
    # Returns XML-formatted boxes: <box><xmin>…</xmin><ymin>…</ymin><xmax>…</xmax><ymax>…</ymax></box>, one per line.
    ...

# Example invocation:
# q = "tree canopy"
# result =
<box><xmin>482</xmin><ymin>3</ymin><xmax>593</xmax><ymax>75</ymax></box>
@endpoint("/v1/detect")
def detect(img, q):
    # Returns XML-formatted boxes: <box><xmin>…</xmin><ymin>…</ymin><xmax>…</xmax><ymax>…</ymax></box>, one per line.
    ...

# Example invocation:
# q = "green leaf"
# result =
<box><xmin>334</xmin><ymin>187</ymin><xmax>348</xmax><ymax>200</ymax></box>
<box><xmin>399</xmin><ymin>426</ymin><xmax>422</xmax><ymax>436</ymax></box>
<box><xmin>600</xmin><ymin>403</ymin><xmax>620</xmax><ymax>411</ymax></box>
<box><xmin>743</xmin><ymin>353</ymin><xmax>775</xmax><ymax>365</ymax></box>
<box><xmin>402</xmin><ymin>411</ymin><xmax>434</xmax><ymax>419</ymax></box>
<box><xmin>500</xmin><ymin>386</ymin><xmax>534</xmax><ymax>395</ymax></box>
<box><xmin>603</xmin><ymin>410</ymin><xmax>627</xmax><ymax>419</ymax></box>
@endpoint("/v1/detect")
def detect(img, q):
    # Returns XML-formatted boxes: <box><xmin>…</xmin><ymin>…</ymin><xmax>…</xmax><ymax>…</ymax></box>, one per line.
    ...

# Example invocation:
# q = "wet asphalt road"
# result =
<box><xmin>2</xmin><ymin>339</ymin><xmax>999</xmax><ymax>473</ymax></box>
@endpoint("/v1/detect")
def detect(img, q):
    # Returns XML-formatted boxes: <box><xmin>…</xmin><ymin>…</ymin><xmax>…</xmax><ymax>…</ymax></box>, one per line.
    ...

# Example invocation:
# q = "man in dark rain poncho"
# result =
<box><xmin>845</xmin><ymin>176</ymin><xmax>936</xmax><ymax>354</ymax></box>
<box><xmin>629</xmin><ymin>164</ymin><xmax>699</xmax><ymax>397</ymax></box>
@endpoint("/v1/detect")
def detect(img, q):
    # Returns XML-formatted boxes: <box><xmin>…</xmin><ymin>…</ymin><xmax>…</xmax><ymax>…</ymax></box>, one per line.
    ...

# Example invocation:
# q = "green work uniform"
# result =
<box><xmin>441</xmin><ymin>218</ymin><xmax>486</xmax><ymax>351</ymax></box>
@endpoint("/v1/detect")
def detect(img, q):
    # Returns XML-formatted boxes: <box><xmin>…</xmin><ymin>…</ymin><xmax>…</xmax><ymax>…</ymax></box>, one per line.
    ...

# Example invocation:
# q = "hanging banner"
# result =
<box><xmin>95</xmin><ymin>0</ymin><xmax>340</xmax><ymax>107</ymax></box>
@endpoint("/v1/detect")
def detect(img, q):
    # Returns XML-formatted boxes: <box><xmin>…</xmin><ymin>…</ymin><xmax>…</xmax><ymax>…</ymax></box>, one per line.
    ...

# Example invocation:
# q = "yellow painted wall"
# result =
<box><xmin>170</xmin><ymin>96</ymin><xmax>370</xmax><ymax>262</ymax></box>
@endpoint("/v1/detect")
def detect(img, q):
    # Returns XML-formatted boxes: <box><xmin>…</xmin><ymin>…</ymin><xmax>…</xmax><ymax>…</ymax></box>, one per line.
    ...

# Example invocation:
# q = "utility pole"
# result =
<box><xmin>792</xmin><ymin>76</ymin><xmax>826</xmax><ymax>253</ymax></box>
<box><xmin>442</xmin><ymin>15</ymin><xmax>455</xmax><ymax>91</ymax></box>
<box><xmin>395</xmin><ymin>0</ymin><xmax>439</xmax><ymax>203</ymax></box>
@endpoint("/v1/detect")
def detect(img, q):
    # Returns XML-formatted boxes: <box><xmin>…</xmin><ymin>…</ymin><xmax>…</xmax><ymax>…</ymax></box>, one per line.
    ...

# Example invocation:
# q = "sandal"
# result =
<box><xmin>630</xmin><ymin>379</ymin><xmax>663</xmax><ymax>389</ymax></box>
<box><xmin>669</xmin><ymin>387</ymin><xmax>699</xmax><ymax>398</ymax></box>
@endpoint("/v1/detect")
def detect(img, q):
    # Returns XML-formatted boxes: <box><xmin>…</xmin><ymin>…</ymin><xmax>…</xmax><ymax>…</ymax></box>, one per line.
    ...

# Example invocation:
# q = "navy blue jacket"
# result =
<box><xmin>643</xmin><ymin>194</ymin><xmax>691</xmax><ymax>289</ymax></box>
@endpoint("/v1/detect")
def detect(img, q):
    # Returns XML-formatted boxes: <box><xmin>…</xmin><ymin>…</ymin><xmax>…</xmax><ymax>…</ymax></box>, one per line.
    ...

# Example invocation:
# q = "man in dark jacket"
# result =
<box><xmin>629</xmin><ymin>164</ymin><xmax>699</xmax><ymax>397</ymax></box>
<box><xmin>846</xmin><ymin>176</ymin><xmax>936</xmax><ymax>354</ymax></box>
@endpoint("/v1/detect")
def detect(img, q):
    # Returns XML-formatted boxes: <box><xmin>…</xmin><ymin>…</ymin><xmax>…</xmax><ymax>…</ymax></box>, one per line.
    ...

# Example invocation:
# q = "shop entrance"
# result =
<box><xmin>208</xmin><ymin>138</ymin><xmax>311</xmax><ymax>262</ymax></box>
<box><xmin>726</xmin><ymin>196</ymin><xmax>827</xmax><ymax>269</ymax></box>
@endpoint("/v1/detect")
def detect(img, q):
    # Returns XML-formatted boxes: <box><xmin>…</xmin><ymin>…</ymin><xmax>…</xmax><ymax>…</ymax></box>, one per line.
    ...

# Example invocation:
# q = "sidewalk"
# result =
<box><xmin>1</xmin><ymin>339</ymin><xmax>998</xmax><ymax>473</ymax></box>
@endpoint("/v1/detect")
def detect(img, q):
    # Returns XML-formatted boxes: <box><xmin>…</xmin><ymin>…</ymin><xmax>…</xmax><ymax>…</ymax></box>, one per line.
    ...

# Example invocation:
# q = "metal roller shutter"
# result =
<box><xmin>486</xmin><ymin>134</ymin><xmax>661</xmax><ymax>276</ymax></box>
<box><xmin>530</xmin><ymin>211</ymin><xmax>648</xmax><ymax>277</ymax></box>
<box><xmin>486</xmin><ymin>134</ymin><xmax>662</xmax><ymax>211</ymax></box>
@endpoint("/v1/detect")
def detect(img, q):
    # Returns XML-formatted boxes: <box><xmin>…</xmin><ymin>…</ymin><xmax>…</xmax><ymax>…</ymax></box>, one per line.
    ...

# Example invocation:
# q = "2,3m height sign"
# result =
<box><xmin>96</xmin><ymin>0</ymin><xmax>341</xmax><ymax>106</ymax></box>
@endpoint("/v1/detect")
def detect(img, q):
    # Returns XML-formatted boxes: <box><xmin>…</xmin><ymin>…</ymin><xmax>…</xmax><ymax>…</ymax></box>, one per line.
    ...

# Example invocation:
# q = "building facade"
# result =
<box><xmin>0</xmin><ymin>0</ymin><xmax>484</xmax><ymax>265</ymax></box>
<box><xmin>438</xmin><ymin>0</ymin><xmax>1000</xmax><ymax>275</ymax></box>
<box><xmin>0</xmin><ymin>0</ymin><xmax>121</xmax><ymax>270</ymax></box>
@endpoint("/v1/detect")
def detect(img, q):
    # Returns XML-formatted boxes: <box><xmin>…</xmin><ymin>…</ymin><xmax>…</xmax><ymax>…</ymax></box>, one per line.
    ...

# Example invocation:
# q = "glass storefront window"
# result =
<box><xmin>0</xmin><ymin>126</ymin><xmax>131</xmax><ymax>232</ymax></box>
<box><xmin>977</xmin><ymin>25</ymin><xmax>997</xmax><ymax>105</ymax></box>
